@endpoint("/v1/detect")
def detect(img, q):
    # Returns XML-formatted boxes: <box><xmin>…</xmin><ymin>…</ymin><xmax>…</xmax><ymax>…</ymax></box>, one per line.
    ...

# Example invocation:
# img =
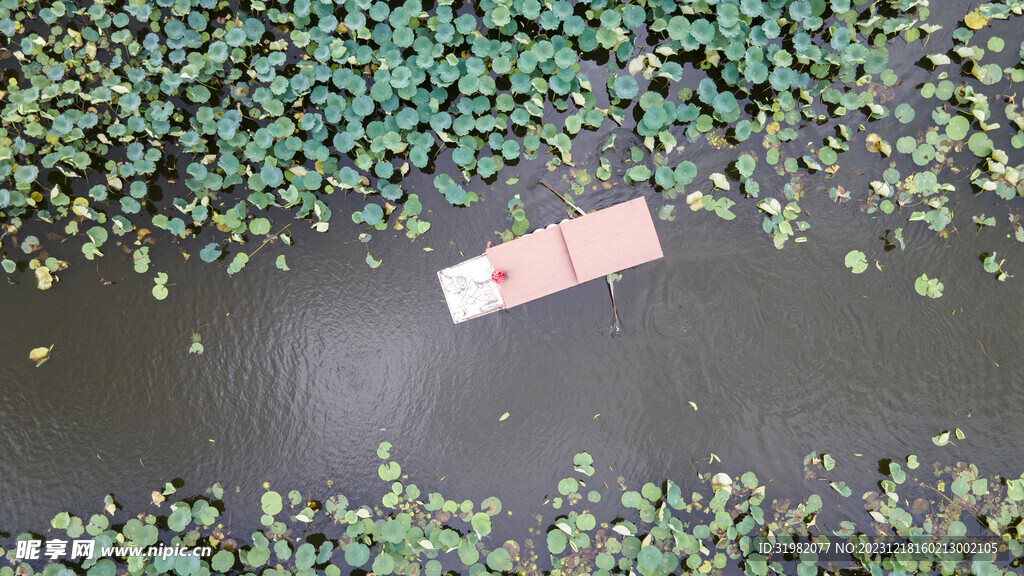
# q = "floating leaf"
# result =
<box><xmin>35</xmin><ymin>267</ymin><xmax>53</xmax><ymax>290</ymax></box>
<box><xmin>894</xmin><ymin>104</ymin><xmax>915</xmax><ymax>124</ymax></box>
<box><xmin>823</xmin><ymin>453</ymin><xmax>836</xmax><ymax>471</ymax></box>
<box><xmin>914</xmin><ymin>274</ymin><xmax>944</xmax><ymax>298</ymax></box>
<box><xmin>29</xmin><ymin>346</ymin><xmax>52</xmax><ymax>366</ymax></box>
<box><xmin>964</xmin><ymin>10</ymin><xmax>989</xmax><ymax>29</ymax></box>
<box><xmin>249</xmin><ymin>218</ymin><xmax>271</xmax><ymax>235</ymax></box>
<box><xmin>14</xmin><ymin>165</ymin><xmax>39</xmax><ymax>185</ymax></box>
<box><xmin>378</xmin><ymin>461</ymin><xmax>401</xmax><ymax>481</ymax></box>
<box><xmin>737</xmin><ymin>154</ymin><xmax>756</xmax><ymax>178</ymax></box>
<box><xmin>21</xmin><ymin>235</ymin><xmax>41</xmax><ymax>254</ymax></box>
<box><xmin>613</xmin><ymin>75</ymin><xmax>639</xmax><ymax>100</ymax></box>
<box><xmin>344</xmin><ymin>543</ymin><xmax>370</xmax><ymax>568</ymax></box>
<box><xmin>200</xmin><ymin>243</ymin><xmax>222</xmax><ymax>263</ymax></box>
<box><xmin>573</xmin><ymin>452</ymin><xmax>595</xmax><ymax>476</ymax></box>
<box><xmin>709</xmin><ymin>173</ymin><xmax>730</xmax><ymax>191</ymax></box>
<box><xmin>946</xmin><ymin>116</ymin><xmax>970</xmax><ymax>140</ymax></box>
<box><xmin>626</xmin><ymin>165</ymin><xmax>652</xmax><ymax>182</ymax></box>
<box><xmin>844</xmin><ymin>250</ymin><xmax>868</xmax><ymax>274</ymax></box>
<box><xmin>261</xmin><ymin>491</ymin><xmax>283</xmax><ymax>516</ymax></box>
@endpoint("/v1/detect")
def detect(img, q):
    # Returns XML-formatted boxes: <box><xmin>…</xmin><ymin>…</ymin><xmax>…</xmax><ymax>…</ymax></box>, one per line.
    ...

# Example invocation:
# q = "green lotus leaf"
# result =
<box><xmin>247</xmin><ymin>545</ymin><xmax>270</xmax><ymax>568</ymax></box>
<box><xmin>914</xmin><ymin>274</ymin><xmax>944</xmax><ymax>298</ymax></box>
<box><xmin>744</xmin><ymin>61</ymin><xmax>769</xmax><ymax>84</ymax></box>
<box><xmin>212</xmin><ymin>550</ymin><xmax>235</xmax><ymax>572</ymax></box>
<box><xmin>344</xmin><ymin>543</ymin><xmax>370</xmax><ymax>568</ymax></box>
<box><xmin>187</xmin><ymin>11</ymin><xmax>207</xmax><ymax>30</ymax></box>
<box><xmin>912</xmin><ymin>143</ymin><xmax>935</xmax><ymax>166</ymax></box>
<box><xmin>554</xmin><ymin>47</ymin><xmax>576</xmax><ymax>69</ymax></box>
<box><xmin>501</xmin><ymin>140</ymin><xmax>521</xmax><ymax>161</ymax></box>
<box><xmin>740</xmin><ymin>0</ymin><xmax>763</xmax><ymax>16</ymax></box>
<box><xmin>691</xmin><ymin>19</ymin><xmax>715</xmax><ymax>44</ymax></box>
<box><xmin>641</xmin><ymin>482</ymin><xmax>662</xmax><ymax>501</ymax></box>
<box><xmin>737</xmin><ymin>154</ymin><xmax>756</xmax><ymax>177</ymax></box>
<box><xmin>674</xmin><ymin>161</ymin><xmax>698</xmax><ymax>185</ymax></box>
<box><xmin>274</xmin><ymin>540</ymin><xmax>292</xmax><ymax>562</ymax></box>
<box><xmin>486</xmin><ymin>548</ymin><xmax>512</xmax><ymax>572</ymax></box>
<box><xmin>168</xmin><ymin>506</ymin><xmax>190</xmax><ymax>532</ymax></box>
<box><xmin>458</xmin><ymin>540</ymin><xmax>479</xmax><ymax>565</ymax></box>
<box><xmin>381</xmin><ymin>520</ymin><xmax>405</xmax><ymax>544</ymax></box>
<box><xmin>667</xmin><ymin>16</ymin><xmax>691</xmax><ymax>40</ymax></box>
<box><xmin>477</xmin><ymin>156</ymin><xmax>499</xmax><ymax>179</ymax></box>
<box><xmin>471</xmin><ymin>512</ymin><xmax>491</xmax><ymax>536</ymax></box>
<box><xmin>359</xmin><ymin>203</ymin><xmax>385</xmax><ymax>226</ymax></box>
<box><xmin>557</xmin><ymin>477</ymin><xmax>579</xmax><ymax>495</ymax></box>
<box><xmin>818</xmin><ymin>147</ymin><xmax>838</xmax><ymax>165</ymax></box>
<box><xmin>626</xmin><ymin>165</ymin><xmax>652</xmax><ymax>182</ymax></box>
<box><xmin>577</xmin><ymin>512</ymin><xmax>596</xmax><ymax>531</ymax></box>
<box><xmin>378</xmin><ymin>461</ymin><xmax>401</xmax><ymax>481</ymax></box>
<box><xmin>864</xmin><ymin>48</ymin><xmax>889</xmax><ymax>74</ymax></box>
<box><xmin>931</xmin><ymin>107</ymin><xmax>951</xmax><ymax>125</ymax></box>
<box><xmin>638</xmin><ymin>545</ymin><xmax>663</xmax><ymax>571</ymax></box>
<box><xmin>14</xmin><ymin>165</ymin><xmax>38</xmax><ymax>185</ymax></box>
<box><xmin>967</xmin><ymin>132</ymin><xmax>993</xmax><ymax>157</ymax></box>
<box><xmin>547</xmin><ymin>529</ymin><xmax>567</xmax><ymax>554</ymax></box>
<box><xmin>655</xmin><ymin>166</ymin><xmax>675</xmax><ymax>189</ymax></box>
<box><xmin>261</xmin><ymin>491</ymin><xmax>283</xmax><ymax>516</ymax></box>
<box><xmin>946</xmin><ymin>116</ymin><xmax>970</xmax><ymax>140</ymax></box>
<box><xmin>621</xmin><ymin>4</ymin><xmax>646</xmax><ymax>27</ymax></box>
<box><xmin>249</xmin><ymin>218</ymin><xmax>271</xmax><ymax>235</ymax></box>
<box><xmin>894</xmin><ymin>103</ymin><xmax>915</xmax><ymax>124</ymax></box>
<box><xmin>844</xmin><ymin>250</ymin><xmax>867</xmax><ymax>274</ymax></box>
<box><xmin>260</xmin><ymin>165</ymin><xmax>284</xmax><ymax>188</ymax></box>
<box><xmin>896</xmin><ymin>136</ymin><xmax>918</xmax><ymax>154</ymax></box>
<box><xmin>613</xmin><ymin>75</ymin><xmax>639</xmax><ymax>99</ymax></box>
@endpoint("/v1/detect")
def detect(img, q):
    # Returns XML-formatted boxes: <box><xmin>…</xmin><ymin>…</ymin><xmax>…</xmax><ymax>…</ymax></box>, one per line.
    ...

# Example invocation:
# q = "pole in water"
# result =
<box><xmin>539</xmin><ymin>180</ymin><xmax>586</xmax><ymax>217</ymax></box>
<box><xmin>606</xmin><ymin>273</ymin><xmax>621</xmax><ymax>335</ymax></box>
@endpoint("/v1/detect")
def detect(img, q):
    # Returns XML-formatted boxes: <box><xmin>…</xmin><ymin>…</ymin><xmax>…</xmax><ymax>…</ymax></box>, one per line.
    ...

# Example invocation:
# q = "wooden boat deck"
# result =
<box><xmin>483</xmin><ymin>225</ymin><xmax>579</xmax><ymax>308</ymax></box>
<box><xmin>439</xmin><ymin>196</ymin><xmax>663</xmax><ymax>322</ymax></box>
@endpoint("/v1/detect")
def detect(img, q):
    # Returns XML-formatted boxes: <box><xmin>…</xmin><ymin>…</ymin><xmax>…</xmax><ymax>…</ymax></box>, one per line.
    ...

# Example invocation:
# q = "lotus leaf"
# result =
<box><xmin>914</xmin><ymin>274</ymin><xmax>944</xmax><ymax>298</ymax></box>
<box><xmin>613</xmin><ymin>76</ymin><xmax>639</xmax><ymax>100</ymax></box>
<box><xmin>946</xmin><ymin>116</ymin><xmax>970</xmax><ymax>140</ymax></box>
<box><xmin>626</xmin><ymin>165</ymin><xmax>652</xmax><ymax>182</ymax></box>
<box><xmin>737</xmin><ymin>154</ymin><xmax>756</xmax><ymax>177</ymax></box>
<box><xmin>844</xmin><ymin>250</ymin><xmax>867</xmax><ymax>274</ymax></box>
<box><xmin>261</xmin><ymin>491</ymin><xmax>283</xmax><ymax>516</ymax></box>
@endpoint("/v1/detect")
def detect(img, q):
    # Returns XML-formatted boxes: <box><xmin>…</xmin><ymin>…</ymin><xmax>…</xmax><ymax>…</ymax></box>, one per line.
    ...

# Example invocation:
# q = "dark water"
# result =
<box><xmin>2</xmin><ymin>3</ymin><xmax>1024</xmax><ymax>534</ymax></box>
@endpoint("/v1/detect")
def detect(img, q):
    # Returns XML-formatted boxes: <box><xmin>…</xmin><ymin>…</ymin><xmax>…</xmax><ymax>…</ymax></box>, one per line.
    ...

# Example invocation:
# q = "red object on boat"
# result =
<box><xmin>491</xmin><ymin>270</ymin><xmax>506</xmax><ymax>283</ymax></box>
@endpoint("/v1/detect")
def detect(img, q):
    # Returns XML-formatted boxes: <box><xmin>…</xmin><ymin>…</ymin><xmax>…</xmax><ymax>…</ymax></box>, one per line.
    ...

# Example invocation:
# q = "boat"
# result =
<box><xmin>437</xmin><ymin>196</ymin><xmax>664</xmax><ymax>323</ymax></box>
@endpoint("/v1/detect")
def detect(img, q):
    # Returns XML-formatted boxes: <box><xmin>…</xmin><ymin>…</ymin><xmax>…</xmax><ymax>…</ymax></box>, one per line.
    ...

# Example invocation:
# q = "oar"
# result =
<box><xmin>538</xmin><ymin>181</ymin><xmax>620</xmax><ymax>333</ymax></box>
<box><xmin>539</xmin><ymin>180</ymin><xmax>586</xmax><ymax>217</ymax></box>
<box><xmin>606</xmin><ymin>273</ymin><xmax>622</xmax><ymax>335</ymax></box>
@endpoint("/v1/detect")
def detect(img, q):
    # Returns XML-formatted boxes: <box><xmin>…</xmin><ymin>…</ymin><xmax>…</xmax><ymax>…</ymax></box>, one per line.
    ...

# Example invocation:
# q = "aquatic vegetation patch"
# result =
<box><xmin>0</xmin><ymin>0</ymin><xmax>1022</xmax><ymax>299</ymax></box>
<box><xmin>4</xmin><ymin>440</ymin><xmax>1024</xmax><ymax>576</ymax></box>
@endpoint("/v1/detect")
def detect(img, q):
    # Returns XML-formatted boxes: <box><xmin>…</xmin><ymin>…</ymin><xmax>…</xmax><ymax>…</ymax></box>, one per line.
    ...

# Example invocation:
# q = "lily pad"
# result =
<box><xmin>613</xmin><ymin>76</ymin><xmax>639</xmax><ymax>99</ymax></box>
<box><xmin>29</xmin><ymin>346</ymin><xmax>52</xmax><ymax>366</ymax></box>
<box><xmin>914</xmin><ymin>274</ymin><xmax>944</xmax><ymax>298</ymax></box>
<box><xmin>261</xmin><ymin>491</ymin><xmax>283</xmax><ymax>516</ymax></box>
<box><xmin>946</xmin><ymin>116</ymin><xmax>970</xmax><ymax>140</ymax></box>
<box><xmin>844</xmin><ymin>250</ymin><xmax>868</xmax><ymax>274</ymax></box>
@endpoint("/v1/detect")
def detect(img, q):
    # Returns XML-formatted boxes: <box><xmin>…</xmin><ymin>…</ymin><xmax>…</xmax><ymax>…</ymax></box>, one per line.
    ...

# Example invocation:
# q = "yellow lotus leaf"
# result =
<box><xmin>29</xmin><ymin>347</ymin><xmax>50</xmax><ymax>362</ymax></box>
<box><xmin>964</xmin><ymin>10</ymin><xmax>989</xmax><ymax>30</ymax></box>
